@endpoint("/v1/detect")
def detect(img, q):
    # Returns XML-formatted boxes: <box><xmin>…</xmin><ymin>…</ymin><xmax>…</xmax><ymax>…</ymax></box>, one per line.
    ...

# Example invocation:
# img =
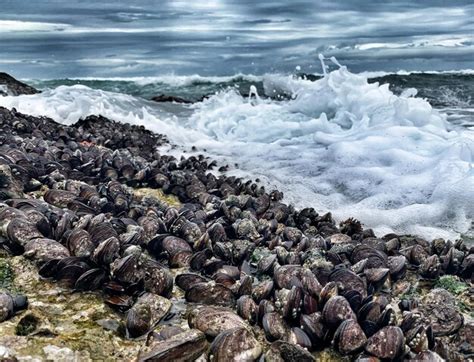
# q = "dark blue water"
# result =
<box><xmin>1</xmin><ymin>0</ymin><xmax>473</xmax><ymax>78</ymax></box>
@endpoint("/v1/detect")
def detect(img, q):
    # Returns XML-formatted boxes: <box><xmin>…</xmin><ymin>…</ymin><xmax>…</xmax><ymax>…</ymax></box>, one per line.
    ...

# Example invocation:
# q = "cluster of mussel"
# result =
<box><xmin>0</xmin><ymin>106</ymin><xmax>472</xmax><ymax>361</ymax></box>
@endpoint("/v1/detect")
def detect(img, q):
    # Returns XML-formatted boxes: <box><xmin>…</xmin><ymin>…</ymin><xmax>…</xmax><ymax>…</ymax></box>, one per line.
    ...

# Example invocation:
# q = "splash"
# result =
<box><xmin>186</xmin><ymin>59</ymin><xmax>474</xmax><ymax>240</ymax></box>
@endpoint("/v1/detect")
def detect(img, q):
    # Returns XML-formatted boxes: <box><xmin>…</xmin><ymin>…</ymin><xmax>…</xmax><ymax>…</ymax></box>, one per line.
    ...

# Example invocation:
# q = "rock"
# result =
<box><xmin>43</xmin><ymin>345</ymin><xmax>77</xmax><ymax>361</ymax></box>
<box><xmin>0</xmin><ymin>345</ymin><xmax>14</xmax><ymax>359</ymax></box>
<box><xmin>0</xmin><ymin>73</ymin><xmax>39</xmax><ymax>96</ymax></box>
<box><xmin>151</xmin><ymin>94</ymin><xmax>208</xmax><ymax>104</ymax></box>
<box><xmin>151</xmin><ymin>94</ymin><xmax>194</xmax><ymax>104</ymax></box>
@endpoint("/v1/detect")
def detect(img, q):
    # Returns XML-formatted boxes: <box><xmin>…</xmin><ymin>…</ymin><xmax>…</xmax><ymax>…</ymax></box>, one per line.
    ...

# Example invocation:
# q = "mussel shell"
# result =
<box><xmin>56</xmin><ymin>262</ymin><xmax>90</xmax><ymax>287</ymax></box>
<box><xmin>185</xmin><ymin>282</ymin><xmax>235</xmax><ymax>307</ymax></box>
<box><xmin>262</xmin><ymin>312</ymin><xmax>290</xmax><ymax>341</ymax></box>
<box><xmin>210</xmin><ymin>327</ymin><xmax>262</xmax><ymax>361</ymax></box>
<box><xmin>148</xmin><ymin>235</ymin><xmax>191</xmax><ymax>256</ymax></box>
<box><xmin>257</xmin><ymin>254</ymin><xmax>277</xmax><ymax>275</ymax></box>
<box><xmin>66</xmin><ymin>229</ymin><xmax>95</xmax><ymax>258</ymax></box>
<box><xmin>334</xmin><ymin>319</ymin><xmax>367</xmax><ymax>355</ymax></box>
<box><xmin>54</xmin><ymin>212</ymin><xmax>75</xmax><ymax>241</ymax></box>
<box><xmin>213</xmin><ymin>272</ymin><xmax>236</xmax><ymax>288</ymax></box>
<box><xmin>208</xmin><ymin>222</ymin><xmax>227</xmax><ymax>244</ymax></box>
<box><xmin>300</xmin><ymin>312</ymin><xmax>327</xmax><ymax>347</ymax></box>
<box><xmin>409</xmin><ymin>244</ymin><xmax>429</xmax><ymax>266</ymax></box>
<box><xmin>302</xmin><ymin>293</ymin><xmax>319</xmax><ymax>315</ymax></box>
<box><xmin>188</xmin><ymin>305</ymin><xmax>248</xmax><ymax>338</ymax></box>
<box><xmin>351</xmin><ymin>245</ymin><xmax>387</xmax><ymax>269</ymax></box>
<box><xmin>110</xmin><ymin>254</ymin><xmax>144</xmax><ymax>285</ymax></box>
<box><xmin>44</xmin><ymin>189</ymin><xmax>77</xmax><ymax>208</ymax></box>
<box><xmin>419</xmin><ymin>254</ymin><xmax>441</xmax><ymax>279</ymax></box>
<box><xmin>175</xmin><ymin>273</ymin><xmax>208</xmax><ymax>292</ymax></box>
<box><xmin>138</xmin><ymin>329</ymin><xmax>208</xmax><ymax>362</ymax></box>
<box><xmin>418</xmin><ymin>302</ymin><xmax>463</xmax><ymax>336</ymax></box>
<box><xmin>273</xmin><ymin>265</ymin><xmax>303</xmax><ymax>289</ymax></box>
<box><xmin>322</xmin><ymin>296</ymin><xmax>356</xmax><ymax>330</ymax></box>
<box><xmin>319</xmin><ymin>281</ymin><xmax>338</xmax><ymax>307</ymax></box>
<box><xmin>329</xmin><ymin>268</ymin><xmax>366</xmax><ymax>298</ymax></box>
<box><xmin>89</xmin><ymin>222</ymin><xmax>118</xmax><ymax>245</ymax></box>
<box><xmin>251</xmin><ymin>280</ymin><xmax>274</xmax><ymax>303</ymax></box>
<box><xmin>74</xmin><ymin>268</ymin><xmax>108</xmax><ymax>291</ymax></box>
<box><xmin>387</xmin><ymin>255</ymin><xmax>407</xmax><ymax>281</ymax></box>
<box><xmin>282</xmin><ymin>286</ymin><xmax>303</xmax><ymax>321</ymax></box>
<box><xmin>238</xmin><ymin>274</ymin><xmax>253</xmax><ymax>296</ymax></box>
<box><xmin>365</xmin><ymin>268</ymin><xmax>390</xmax><ymax>291</ymax></box>
<box><xmin>6</xmin><ymin>218</ymin><xmax>43</xmax><ymax>247</ymax></box>
<box><xmin>189</xmin><ymin>249</ymin><xmax>212</xmax><ymax>271</ymax></box>
<box><xmin>143</xmin><ymin>264</ymin><xmax>173</xmax><ymax>298</ymax></box>
<box><xmin>237</xmin><ymin>295</ymin><xmax>258</xmax><ymax>324</ymax></box>
<box><xmin>91</xmin><ymin>236</ymin><xmax>120</xmax><ymax>266</ymax></box>
<box><xmin>24</xmin><ymin>238</ymin><xmax>70</xmax><ymax>263</ymax></box>
<box><xmin>365</xmin><ymin>326</ymin><xmax>405</xmax><ymax>360</ymax></box>
<box><xmin>287</xmin><ymin>327</ymin><xmax>312</xmax><ymax>350</ymax></box>
<box><xmin>300</xmin><ymin>268</ymin><xmax>322</xmax><ymax>299</ymax></box>
<box><xmin>0</xmin><ymin>292</ymin><xmax>14</xmax><ymax>322</ymax></box>
<box><xmin>126</xmin><ymin>293</ymin><xmax>172</xmax><ymax>338</ymax></box>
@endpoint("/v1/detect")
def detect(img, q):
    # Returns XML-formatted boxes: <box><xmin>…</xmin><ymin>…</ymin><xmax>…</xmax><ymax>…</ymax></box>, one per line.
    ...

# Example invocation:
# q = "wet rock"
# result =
<box><xmin>151</xmin><ymin>94</ymin><xmax>194</xmax><ymax>104</ymax></box>
<box><xmin>0</xmin><ymin>73</ymin><xmax>39</xmax><ymax>96</ymax></box>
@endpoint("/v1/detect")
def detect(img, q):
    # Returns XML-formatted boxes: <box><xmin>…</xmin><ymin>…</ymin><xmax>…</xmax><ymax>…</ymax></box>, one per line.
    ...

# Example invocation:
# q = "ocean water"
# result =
<box><xmin>0</xmin><ymin>65</ymin><xmax>473</xmax><ymax>242</ymax></box>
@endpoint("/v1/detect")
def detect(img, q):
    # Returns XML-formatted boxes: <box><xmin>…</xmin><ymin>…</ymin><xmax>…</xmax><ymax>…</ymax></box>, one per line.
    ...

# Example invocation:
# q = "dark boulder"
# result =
<box><xmin>0</xmin><ymin>72</ymin><xmax>39</xmax><ymax>96</ymax></box>
<box><xmin>151</xmin><ymin>94</ymin><xmax>194</xmax><ymax>104</ymax></box>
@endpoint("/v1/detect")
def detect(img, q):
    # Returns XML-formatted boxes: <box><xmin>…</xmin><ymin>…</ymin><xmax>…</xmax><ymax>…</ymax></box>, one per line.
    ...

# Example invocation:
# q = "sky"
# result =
<box><xmin>0</xmin><ymin>0</ymin><xmax>473</xmax><ymax>78</ymax></box>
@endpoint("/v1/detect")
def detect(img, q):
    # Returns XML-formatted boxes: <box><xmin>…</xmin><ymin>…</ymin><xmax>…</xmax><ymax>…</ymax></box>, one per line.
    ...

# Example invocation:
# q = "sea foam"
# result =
<box><xmin>1</xmin><ymin>65</ymin><xmax>473</xmax><ymax>241</ymax></box>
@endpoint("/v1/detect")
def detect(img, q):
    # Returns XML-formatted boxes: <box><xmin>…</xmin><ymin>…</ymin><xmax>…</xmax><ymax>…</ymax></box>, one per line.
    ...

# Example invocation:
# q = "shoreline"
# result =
<box><xmin>0</xmin><ymin>75</ymin><xmax>473</xmax><ymax>360</ymax></box>
<box><xmin>3</xmin><ymin>71</ymin><xmax>472</xmax><ymax>242</ymax></box>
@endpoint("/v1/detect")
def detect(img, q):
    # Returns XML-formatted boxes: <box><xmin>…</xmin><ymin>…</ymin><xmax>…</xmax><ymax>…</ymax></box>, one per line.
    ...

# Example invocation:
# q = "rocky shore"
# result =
<box><xmin>0</xmin><ymin>75</ymin><xmax>473</xmax><ymax>361</ymax></box>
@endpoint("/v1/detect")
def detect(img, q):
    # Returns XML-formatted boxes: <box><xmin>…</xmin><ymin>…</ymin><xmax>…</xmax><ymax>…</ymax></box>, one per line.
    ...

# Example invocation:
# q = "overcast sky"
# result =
<box><xmin>1</xmin><ymin>0</ymin><xmax>473</xmax><ymax>77</ymax></box>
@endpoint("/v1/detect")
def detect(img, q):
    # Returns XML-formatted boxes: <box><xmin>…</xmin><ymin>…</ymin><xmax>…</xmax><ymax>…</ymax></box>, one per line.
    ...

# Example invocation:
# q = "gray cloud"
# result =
<box><xmin>0</xmin><ymin>0</ymin><xmax>473</xmax><ymax>77</ymax></box>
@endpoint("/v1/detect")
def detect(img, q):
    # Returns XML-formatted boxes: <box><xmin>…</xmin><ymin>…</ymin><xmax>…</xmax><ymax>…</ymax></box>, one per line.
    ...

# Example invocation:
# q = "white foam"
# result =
<box><xmin>0</xmin><ymin>85</ymin><xmax>203</xmax><ymax>145</ymax></box>
<box><xmin>1</xmin><ymin>67</ymin><xmax>473</xmax><ymax>241</ymax></box>
<box><xmin>186</xmin><ymin>66</ymin><xmax>474</xmax><ymax>240</ymax></box>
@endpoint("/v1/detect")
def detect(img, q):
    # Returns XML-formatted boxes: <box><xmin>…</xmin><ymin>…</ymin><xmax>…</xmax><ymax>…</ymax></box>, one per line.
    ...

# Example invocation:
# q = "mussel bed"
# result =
<box><xmin>0</xmin><ymin>105</ymin><xmax>472</xmax><ymax>361</ymax></box>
